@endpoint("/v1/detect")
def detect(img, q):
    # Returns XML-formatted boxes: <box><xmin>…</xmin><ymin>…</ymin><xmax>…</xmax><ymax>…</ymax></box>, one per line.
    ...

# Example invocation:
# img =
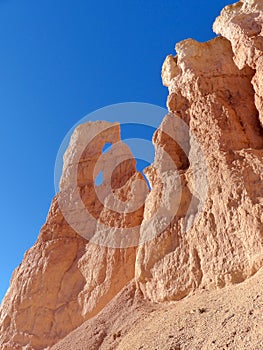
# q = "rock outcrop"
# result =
<box><xmin>213</xmin><ymin>0</ymin><xmax>263</xmax><ymax>127</ymax></box>
<box><xmin>0</xmin><ymin>122</ymin><xmax>146</xmax><ymax>349</ymax></box>
<box><xmin>0</xmin><ymin>1</ymin><xmax>262</xmax><ymax>349</ymax></box>
<box><xmin>136</xmin><ymin>31</ymin><xmax>263</xmax><ymax>302</ymax></box>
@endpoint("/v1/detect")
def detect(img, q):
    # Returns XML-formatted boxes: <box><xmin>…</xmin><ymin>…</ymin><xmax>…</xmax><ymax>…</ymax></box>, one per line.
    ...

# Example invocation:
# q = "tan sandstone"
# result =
<box><xmin>0</xmin><ymin>1</ymin><xmax>262</xmax><ymax>349</ymax></box>
<box><xmin>0</xmin><ymin>122</ymin><xmax>146</xmax><ymax>349</ymax></box>
<box><xmin>136</xmin><ymin>32</ymin><xmax>263</xmax><ymax>302</ymax></box>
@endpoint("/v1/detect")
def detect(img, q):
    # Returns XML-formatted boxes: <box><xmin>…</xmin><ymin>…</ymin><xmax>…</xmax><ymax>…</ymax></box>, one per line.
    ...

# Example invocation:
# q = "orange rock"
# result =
<box><xmin>213</xmin><ymin>0</ymin><xmax>263</xmax><ymax>127</ymax></box>
<box><xmin>0</xmin><ymin>122</ymin><xmax>146</xmax><ymax>349</ymax></box>
<box><xmin>0</xmin><ymin>1</ymin><xmax>263</xmax><ymax>349</ymax></box>
<box><xmin>136</xmin><ymin>34</ymin><xmax>263</xmax><ymax>303</ymax></box>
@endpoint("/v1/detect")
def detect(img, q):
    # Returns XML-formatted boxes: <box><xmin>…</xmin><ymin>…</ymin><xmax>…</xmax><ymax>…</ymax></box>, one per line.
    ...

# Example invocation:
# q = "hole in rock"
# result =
<box><xmin>102</xmin><ymin>142</ymin><xmax>112</xmax><ymax>153</ymax></box>
<box><xmin>95</xmin><ymin>171</ymin><xmax>103</xmax><ymax>186</ymax></box>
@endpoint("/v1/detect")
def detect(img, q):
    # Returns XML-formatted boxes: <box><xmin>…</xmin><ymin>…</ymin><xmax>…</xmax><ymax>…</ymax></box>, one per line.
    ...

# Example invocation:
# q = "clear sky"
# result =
<box><xmin>0</xmin><ymin>0</ymin><xmax>233</xmax><ymax>302</ymax></box>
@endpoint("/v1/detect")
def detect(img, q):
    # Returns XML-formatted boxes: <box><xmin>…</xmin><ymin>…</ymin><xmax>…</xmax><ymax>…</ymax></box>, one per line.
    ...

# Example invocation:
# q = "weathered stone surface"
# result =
<box><xmin>0</xmin><ymin>1</ymin><xmax>263</xmax><ymax>349</ymax></box>
<box><xmin>0</xmin><ymin>122</ymin><xmax>146</xmax><ymax>349</ymax></box>
<box><xmin>213</xmin><ymin>0</ymin><xmax>263</xmax><ymax>127</ymax></box>
<box><xmin>135</xmin><ymin>34</ymin><xmax>263</xmax><ymax>302</ymax></box>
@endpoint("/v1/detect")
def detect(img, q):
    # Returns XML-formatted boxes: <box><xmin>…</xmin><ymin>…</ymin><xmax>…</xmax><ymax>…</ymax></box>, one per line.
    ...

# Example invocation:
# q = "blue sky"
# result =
<box><xmin>0</xmin><ymin>0</ymin><xmax>232</xmax><ymax>301</ymax></box>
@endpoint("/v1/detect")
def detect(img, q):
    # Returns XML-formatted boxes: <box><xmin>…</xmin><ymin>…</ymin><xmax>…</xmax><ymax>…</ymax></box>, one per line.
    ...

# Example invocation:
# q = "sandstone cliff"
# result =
<box><xmin>0</xmin><ymin>1</ymin><xmax>262</xmax><ymax>349</ymax></box>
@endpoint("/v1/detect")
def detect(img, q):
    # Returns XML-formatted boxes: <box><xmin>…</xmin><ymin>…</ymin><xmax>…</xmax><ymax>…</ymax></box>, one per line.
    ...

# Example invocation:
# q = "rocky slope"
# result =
<box><xmin>51</xmin><ymin>266</ymin><xmax>263</xmax><ymax>350</ymax></box>
<box><xmin>0</xmin><ymin>0</ymin><xmax>263</xmax><ymax>349</ymax></box>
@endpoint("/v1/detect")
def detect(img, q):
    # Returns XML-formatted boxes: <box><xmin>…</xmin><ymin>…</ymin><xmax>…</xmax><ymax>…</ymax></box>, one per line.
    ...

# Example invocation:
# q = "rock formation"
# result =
<box><xmin>0</xmin><ymin>0</ymin><xmax>262</xmax><ymax>349</ymax></box>
<box><xmin>136</xmin><ymin>29</ymin><xmax>263</xmax><ymax>303</ymax></box>
<box><xmin>0</xmin><ymin>122</ymin><xmax>146</xmax><ymax>349</ymax></box>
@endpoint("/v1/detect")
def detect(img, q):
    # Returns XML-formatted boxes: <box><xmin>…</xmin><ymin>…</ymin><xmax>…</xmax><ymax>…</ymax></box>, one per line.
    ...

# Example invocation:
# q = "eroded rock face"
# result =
<box><xmin>0</xmin><ymin>1</ymin><xmax>263</xmax><ymax>349</ymax></box>
<box><xmin>135</xmin><ymin>32</ymin><xmax>263</xmax><ymax>301</ymax></box>
<box><xmin>213</xmin><ymin>0</ymin><xmax>263</xmax><ymax>127</ymax></box>
<box><xmin>0</xmin><ymin>122</ymin><xmax>146</xmax><ymax>349</ymax></box>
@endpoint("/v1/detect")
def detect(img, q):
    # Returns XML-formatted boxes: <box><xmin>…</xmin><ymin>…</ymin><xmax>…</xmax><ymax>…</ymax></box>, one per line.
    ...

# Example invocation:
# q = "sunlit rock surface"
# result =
<box><xmin>0</xmin><ymin>1</ymin><xmax>262</xmax><ymax>349</ymax></box>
